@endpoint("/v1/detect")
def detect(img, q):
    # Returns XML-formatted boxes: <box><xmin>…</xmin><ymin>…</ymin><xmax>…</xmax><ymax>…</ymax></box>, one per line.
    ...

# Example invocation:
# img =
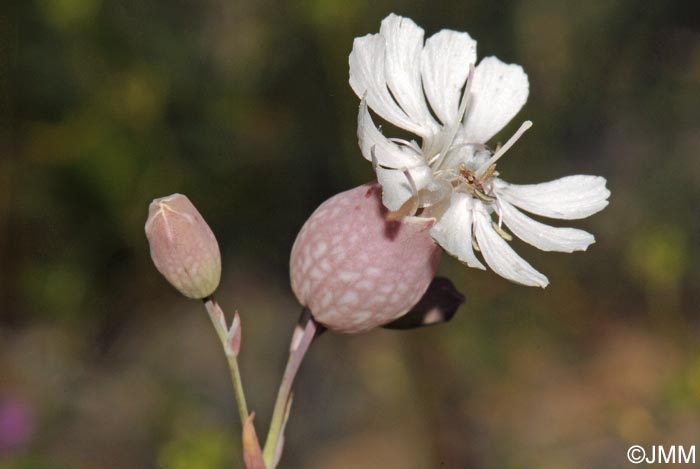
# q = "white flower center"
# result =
<box><xmin>430</xmin><ymin>119</ymin><xmax>533</xmax><ymax>205</ymax></box>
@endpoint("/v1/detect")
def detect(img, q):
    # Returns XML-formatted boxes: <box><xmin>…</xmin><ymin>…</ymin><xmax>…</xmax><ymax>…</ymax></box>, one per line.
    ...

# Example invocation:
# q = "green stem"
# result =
<box><xmin>262</xmin><ymin>310</ymin><xmax>320</xmax><ymax>468</ymax></box>
<box><xmin>203</xmin><ymin>296</ymin><xmax>249</xmax><ymax>427</ymax></box>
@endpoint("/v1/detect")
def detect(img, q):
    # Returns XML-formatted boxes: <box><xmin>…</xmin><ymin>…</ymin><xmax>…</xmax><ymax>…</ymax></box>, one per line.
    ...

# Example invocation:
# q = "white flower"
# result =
<box><xmin>349</xmin><ymin>14</ymin><xmax>610</xmax><ymax>287</ymax></box>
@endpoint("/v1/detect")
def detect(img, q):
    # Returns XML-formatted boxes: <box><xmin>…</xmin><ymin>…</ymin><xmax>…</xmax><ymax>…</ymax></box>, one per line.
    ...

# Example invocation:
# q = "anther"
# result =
<box><xmin>492</xmin><ymin>221</ymin><xmax>513</xmax><ymax>241</ymax></box>
<box><xmin>471</xmin><ymin>237</ymin><xmax>481</xmax><ymax>252</ymax></box>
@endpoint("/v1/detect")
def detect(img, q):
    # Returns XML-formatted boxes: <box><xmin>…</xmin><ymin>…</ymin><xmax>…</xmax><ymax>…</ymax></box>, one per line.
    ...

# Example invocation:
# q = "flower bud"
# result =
<box><xmin>290</xmin><ymin>183</ymin><xmax>442</xmax><ymax>334</ymax></box>
<box><xmin>145</xmin><ymin>194</ymin><xmax>221</xmax><ymax>299</ymax></box>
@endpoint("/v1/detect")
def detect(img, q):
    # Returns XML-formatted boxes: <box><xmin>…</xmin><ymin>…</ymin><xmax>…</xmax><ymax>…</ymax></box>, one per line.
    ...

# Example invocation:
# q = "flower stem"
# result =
<box><xmin>203</xmin><ymin>296</ymin><xmax>249</xmax><ymax>427</ymax></box>
<box><xmin>262</xmin><ymin>309</ymin><xmax>321</xmax><ymax>468</ymax></box>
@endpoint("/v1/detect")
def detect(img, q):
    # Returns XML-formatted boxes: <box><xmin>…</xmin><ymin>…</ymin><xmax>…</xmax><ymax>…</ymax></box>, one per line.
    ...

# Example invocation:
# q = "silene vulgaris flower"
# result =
<box><xmin>350</xmin><ymin>14</ymin><xmax>610</xmax><ymax>287</ymax></box>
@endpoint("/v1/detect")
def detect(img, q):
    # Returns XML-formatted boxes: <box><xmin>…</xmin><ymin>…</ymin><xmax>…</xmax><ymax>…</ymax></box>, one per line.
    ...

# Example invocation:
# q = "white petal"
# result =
<box><xmin>376</xmin><ymin>164</ymin><xmax>433</xmax><ymax>211</ymax></box>
<box><xmin>349</xmin><ymin>33</ymin><xmax>424</xmax><ymax>135</ymax></box>
<box><xmin>494</xmin><ymin>176</ymin><xmax>610</xmax><ymax>220</ymax></box>
<box><xmin>380</xmin><ymin>14</ymin><xmax>438</xmax><ymax>134</ymax></box>
<box><xmin>498</xmin><ymin>199</ymin><xmax>595</xmax><ymax>252</ymax></box>
<box><xmin>429</xmin><ymin>192</ymin><xmax>485</xmax><ymax>269</ymax></box>
<box><xmin>462</xmin><ymin>57</ymin><xmax>529</xmax><ymax>143</ymax></box>
<box><xmin>421</xmin><ymin>29</ymin><xmax>477</xmax><ymax>125</ymax></box>
<box><xmin>473</xmin><ymin>204</ymin><xmax>549</xmax><ymax>287</ymax></box>
<box><xmin>357</xmin><ymin>100</ymin><xmax>423</xmax><ymax>169</ymax></box>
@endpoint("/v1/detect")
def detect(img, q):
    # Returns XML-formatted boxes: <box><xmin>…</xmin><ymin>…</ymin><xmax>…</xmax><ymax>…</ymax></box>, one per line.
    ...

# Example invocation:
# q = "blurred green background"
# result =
<box><xmin>2</xmin><ymin>0</ymin><xmax>699</xmax><ymax>467</ymax></box>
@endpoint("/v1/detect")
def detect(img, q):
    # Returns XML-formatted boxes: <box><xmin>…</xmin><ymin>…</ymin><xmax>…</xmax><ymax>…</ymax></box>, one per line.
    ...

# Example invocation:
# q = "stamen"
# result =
<box><xmin>471</xmin><ymin>236</ymin><xmax>481</xmax><ymax>252</ymax></box>
<box><xmin>432</xmin><ymin>63</ymin><xmax>475</xmax><ymax>171</ymax></box>
<box><xmin>389</xmin><ymin>138</ymin><xmax>412</xmax><ymax>146</ymax></box>
<box><xmin>427</xmin><ymin>151</ymin><xmax>442</xmax><ymax>166</ymax></box>
<box><xmin>480</xmin><ymin>164</ymin><xmax>497</xmax><ymax>181</ymax></box>
<box><xmin>476</xmin><ymin>120</ymin><xmax>532</xmax><ymax>177</ymax></box>
<box><xmin>492</xmin><ymin>221</ymin><xmax>513</xmax><ymax>241</ymax></box>
<box><xmin>473</xmin><ymin>190</ymin><xmax>495</xmax><ymax>202</ymax></box>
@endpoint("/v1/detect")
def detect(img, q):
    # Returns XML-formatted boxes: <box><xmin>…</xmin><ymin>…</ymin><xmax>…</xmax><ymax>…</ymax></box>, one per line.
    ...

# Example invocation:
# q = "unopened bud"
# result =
<box><xmin>145</xmin><ymin>194</ymin><xmax>221</xmax><ymax>299</ymax></box>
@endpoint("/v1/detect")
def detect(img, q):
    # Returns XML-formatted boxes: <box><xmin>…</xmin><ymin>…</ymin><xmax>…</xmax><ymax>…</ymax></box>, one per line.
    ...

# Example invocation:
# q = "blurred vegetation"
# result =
<box><xmin>2</xmin><ymin>0</ymin><xmax>699</xmax><ymax>467</ymax></box>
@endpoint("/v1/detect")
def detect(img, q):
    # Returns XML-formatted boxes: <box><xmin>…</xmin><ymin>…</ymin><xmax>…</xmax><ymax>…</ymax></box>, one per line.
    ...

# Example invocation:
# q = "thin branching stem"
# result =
<box><xmin>203</xmin><ymin>296</ymin><xmax>249</xmax><ymax>427</ymax></box>
<box><xmin>262</xmin><ymin>309</ymin><xmax>320</xmax><ymax>468</ymax></box>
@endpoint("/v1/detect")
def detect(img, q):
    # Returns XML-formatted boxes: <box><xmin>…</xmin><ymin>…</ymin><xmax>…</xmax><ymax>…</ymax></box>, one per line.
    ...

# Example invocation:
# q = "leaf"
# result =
<box><xmin>225</xmin><ymin>311</ymin><xmax>241</xmax><ymax>357</ymax></box>
<box><xmin>242</xmin><ymin>413</ymin><xmax>265</xmax><ymax>469</ymax></box>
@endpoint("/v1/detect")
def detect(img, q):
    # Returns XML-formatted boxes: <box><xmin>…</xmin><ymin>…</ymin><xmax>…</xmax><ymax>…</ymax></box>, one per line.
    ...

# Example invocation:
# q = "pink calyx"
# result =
<box><xmin>290</xmin><ymin>183</ymin><xmax>442</xmax><ymax>334</ymax></box>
